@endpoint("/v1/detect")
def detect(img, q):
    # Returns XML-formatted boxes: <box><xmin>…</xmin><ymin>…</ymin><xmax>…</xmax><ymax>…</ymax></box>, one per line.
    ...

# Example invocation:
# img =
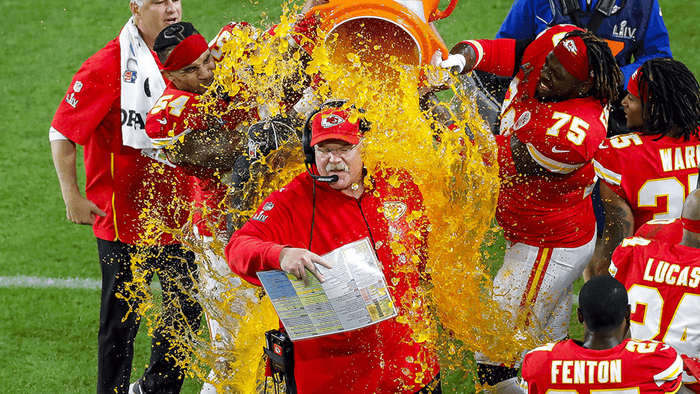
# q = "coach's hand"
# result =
<box><xmin>279</xmin><ymin>247</ymin><xmax>332</xmax><ymax>286</ymax></box>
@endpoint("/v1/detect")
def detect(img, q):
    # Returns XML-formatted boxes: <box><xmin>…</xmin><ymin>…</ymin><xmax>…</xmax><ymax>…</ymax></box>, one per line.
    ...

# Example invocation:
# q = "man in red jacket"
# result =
<box><xmin>226</xmin><ymin>103</ymin><xmax>440</xmax><ymax>393</ymax></box>
<box><xmin>49</xmin><ymin>1</ymin><xmax>201</xmax><ymax>393</ymax></box>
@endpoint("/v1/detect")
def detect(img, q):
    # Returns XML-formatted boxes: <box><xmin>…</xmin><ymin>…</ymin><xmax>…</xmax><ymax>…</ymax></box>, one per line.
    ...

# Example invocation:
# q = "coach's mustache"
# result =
<box><xmin>325</xmin><ymin>163</ymin><xmax>349</xmax><ymax>172</ymax></box>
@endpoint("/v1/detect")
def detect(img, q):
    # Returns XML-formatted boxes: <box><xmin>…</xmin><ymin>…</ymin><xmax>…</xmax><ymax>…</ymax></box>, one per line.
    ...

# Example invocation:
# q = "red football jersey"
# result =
<box><xmin>494</xmin><ymin>25</ymin><xmax>608</xmax><ymax>247</ymax></box>
<box><xmin>635</xmin><ymin>218</ymin><xmax>684</xmax><ymax>245</ymax></box>
<box><xmin>523</xmin><ymin>338</ymin><xmax>684</xmax><ymax>394</ymax></box>
<box><xmin>594</xmin><ymin>133</ymin><xmax>700</xmax><ymax>232</ymax></box>
<box><xmin>145</xmin><ymin>84</ymin><xmax>253</xmax><ymax>236</ymax></box>
<box><xmin>611</xmin><ymin>236</ymin><xmax>700</xmax><ymax>386</ymax></box>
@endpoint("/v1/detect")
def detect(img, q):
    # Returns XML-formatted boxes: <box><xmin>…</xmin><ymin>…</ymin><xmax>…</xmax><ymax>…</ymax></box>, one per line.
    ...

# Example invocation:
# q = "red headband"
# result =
<box><xmin>627</xmin><ymin>66</ymin><xmax>643</xmax><ymax>99</ymax></box>
<box><xmin>552</xmin><ymin>36</ymin><xmax>590</xmax><ymax>81</ymax></box>
<box><xmin>682</xmin><ymin>217</ymin><xmax>700</xmax><ymax>233</ymax></box>
<box><xmin>162</xmin><ymin>34</ymin><xmax>208</xmax><ymax>71</ymax></box>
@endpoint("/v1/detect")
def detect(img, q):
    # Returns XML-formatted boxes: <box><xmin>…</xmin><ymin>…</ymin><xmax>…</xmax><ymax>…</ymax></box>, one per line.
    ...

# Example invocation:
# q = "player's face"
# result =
<box><xmin>315</xmin><ymin>139</ymin><xmax>363</xmax><ymax>193</ymax></box>
<box><xmin>621</xmin><ymin>93</ymin><xmax>645</xmax><ymax>129</ymax></box>
<box><xmin>133</xmin><ymin>0</ymin><xmax>182</xmax><ymax>44</ymax></box>
<box><xmin>166</xmin><ymin>50</ymin><xmax>215</xmax><ymax>94</ymax></box>
<box><xmin>537</xmin><ymin>52</ymin><xmax>587</xmax><ymax>102</ymax></box>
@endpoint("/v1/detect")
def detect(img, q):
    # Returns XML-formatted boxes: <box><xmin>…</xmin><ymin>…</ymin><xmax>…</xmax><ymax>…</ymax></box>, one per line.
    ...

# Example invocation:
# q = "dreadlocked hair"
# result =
<box><xmin>565</xmin><ymin>29</ymin><xmax>622</xmax><ymax>105</ymax></box>
<box><xmin>637</xmin><ymin>58</ymin><xmax>700</xmax><ymax>140</ymax></box>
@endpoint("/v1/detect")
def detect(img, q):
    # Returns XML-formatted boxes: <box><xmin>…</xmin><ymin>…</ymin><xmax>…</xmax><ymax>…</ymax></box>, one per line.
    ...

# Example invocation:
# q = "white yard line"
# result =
<box><xmin>0</xmin><ymin>275</ymin><xmax>578</xmax><ymax>303</ymax></box>
<box><xmin>0</xmin><ymin>275</ymin><xmax>101</xmax><ymax>290</ymax></box>
<box><xmin>0</xmin><ymin>275</ymin><xmax>163</xmax><ymax>291</ymax></box>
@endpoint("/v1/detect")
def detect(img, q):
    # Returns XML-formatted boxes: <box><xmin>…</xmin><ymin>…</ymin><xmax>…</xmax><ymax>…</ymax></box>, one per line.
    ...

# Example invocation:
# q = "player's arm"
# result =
<box><xmin>167</xmin><ymin>121</ymin><xmax>247</xmax><ymax>170</ymax></box>
<box><xmin>441</xmin><ymin>38</ymin><xmax>531</xmax><ymax>78</ymax></box>
<box><xmin>496</xmin><ymin>132</ymin><xmax>580</xmax><ymax>178</ymax></box>
<box><xmin>148</xmin><ymin>92</ymin><xmax>249</xmax><ymax>170</ymax></box>
<box><xmin>50</xmin><ymin>137</ymin><xmax>107</xmax><ymax>225</ymax></box>
<box><xmin>589</xmin><ymin>182</ymin><xmax>634</xmax><ymax>276</ymax></box>
<box><xmin>509</xmin><ymin>134</ymin><xmax>561</xmax><ymax>176</ymax></box>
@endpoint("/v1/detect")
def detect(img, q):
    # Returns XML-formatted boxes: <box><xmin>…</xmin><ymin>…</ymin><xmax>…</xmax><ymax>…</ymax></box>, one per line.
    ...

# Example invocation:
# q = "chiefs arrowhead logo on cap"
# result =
<box><xmin>321</xmin><ymin>114</ymin><xmax>346</xmax><ymax>128</ymax></box>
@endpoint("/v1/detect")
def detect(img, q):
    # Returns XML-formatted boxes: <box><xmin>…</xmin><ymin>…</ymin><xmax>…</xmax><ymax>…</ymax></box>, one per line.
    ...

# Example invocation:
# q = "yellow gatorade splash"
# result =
<box><xmin>302</xmin><ymin>8</ymin><xmax>535</xmax><ymax>372</ymax></box>
<box><xmin>131</xmin><ymin>2</ymin><xmax>545</xmax><ymax>392</ymax></box>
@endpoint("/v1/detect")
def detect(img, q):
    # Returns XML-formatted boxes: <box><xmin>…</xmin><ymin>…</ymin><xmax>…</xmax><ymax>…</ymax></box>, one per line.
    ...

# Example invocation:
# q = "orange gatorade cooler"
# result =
<box><xmin>307</xmin><ymin>0</ymin><xmax>459</xmax><ymax>67</ymax></box>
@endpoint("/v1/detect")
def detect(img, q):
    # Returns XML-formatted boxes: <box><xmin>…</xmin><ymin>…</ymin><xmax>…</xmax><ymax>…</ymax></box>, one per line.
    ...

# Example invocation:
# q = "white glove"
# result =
<box><xmin>432</xmin><ymin>51</ymin><xmax>467</xmax><ymax>74</ymax></box>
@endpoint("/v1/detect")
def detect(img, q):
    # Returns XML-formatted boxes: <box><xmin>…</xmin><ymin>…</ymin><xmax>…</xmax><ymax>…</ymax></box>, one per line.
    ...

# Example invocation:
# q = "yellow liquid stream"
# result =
<box><xmin>129</xmin><ymin>4</ymin><xmax>540</xmax><ymax>392</ymax></box>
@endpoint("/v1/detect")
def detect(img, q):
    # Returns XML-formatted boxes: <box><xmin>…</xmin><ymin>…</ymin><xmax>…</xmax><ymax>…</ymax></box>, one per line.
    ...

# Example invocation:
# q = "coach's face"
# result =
<box><xmin>315</xmin><ymin>139</ymin><xmax>364</xmax><ymax>195</ymax></box>
<box><xmin>133</xmin><ymin>0</ymin><xmax>182</xmax><ymax>44</ymax></box>
<box><xmin>537</xmin><ymin>52</ymin><xmax>590</xmax><ymax>102</ymax></box>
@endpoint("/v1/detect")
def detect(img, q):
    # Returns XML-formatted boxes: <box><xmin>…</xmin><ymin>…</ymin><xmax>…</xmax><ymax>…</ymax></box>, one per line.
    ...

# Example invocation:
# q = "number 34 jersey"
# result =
<box><xmin>611</xmin><ymin>236</ymin><xmax>700</xmax><ymax>386</ymax></box>
<box><xmin>522</xmin><ymin>338</ymin><xmax>684</xmax><ymax>394</ymax></box>
<box><xmin>594</xmin><ymin>133</ymin><xmax>700</xmax><ymax>232</ymax></box>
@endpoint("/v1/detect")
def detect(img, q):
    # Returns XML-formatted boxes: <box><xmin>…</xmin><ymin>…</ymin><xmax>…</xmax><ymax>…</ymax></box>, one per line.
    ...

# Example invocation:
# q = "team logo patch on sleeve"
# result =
<box><xmin>248</xmin><ymin>139</ymin><xmax>260</xmax><ymax>159</ymax></box>
<box><xmin>251</xmin><ymin>202</ymin><xmax>275</xmax><ymax>222</ymax></box>
<box><xmin>65</xmin><ymin>93</ymin><xmax>79</xmax><ymax>108</ymax></box>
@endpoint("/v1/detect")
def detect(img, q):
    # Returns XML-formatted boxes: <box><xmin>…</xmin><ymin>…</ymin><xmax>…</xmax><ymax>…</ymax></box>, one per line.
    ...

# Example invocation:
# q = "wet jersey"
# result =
<box><xmin>594</xmin><ymin>133</ymin><xmax>700</xmax><ymax>232</ymax></box>
<box><xmin>611</xmin><ymin>236</ymin><xmax>700</xmax><ymax>387</ymax></box>
<box><xmin>523</xmin><ymin>338</ymin><xmax>684</xmax><ymax>394</ymax></box>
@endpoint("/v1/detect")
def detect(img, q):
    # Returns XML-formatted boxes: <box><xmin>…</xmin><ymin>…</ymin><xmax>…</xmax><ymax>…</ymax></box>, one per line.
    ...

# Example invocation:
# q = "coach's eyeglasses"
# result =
<box><xmin>314</xmin><ymin>141</ymin><xmax>362</xmax><ymax>158</ymax></box>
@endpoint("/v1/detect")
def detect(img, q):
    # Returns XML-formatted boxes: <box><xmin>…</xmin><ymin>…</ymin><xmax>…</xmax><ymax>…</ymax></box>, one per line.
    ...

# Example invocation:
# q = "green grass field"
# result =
<box><xmin>0</xmin><ymin>0</ymin><xmax>698</xmax><ymax>392</ymax></box>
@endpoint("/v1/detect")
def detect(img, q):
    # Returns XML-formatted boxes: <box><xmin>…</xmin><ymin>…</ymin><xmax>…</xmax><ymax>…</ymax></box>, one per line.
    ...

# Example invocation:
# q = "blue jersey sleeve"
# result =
<box><xmin>496</xmin><ymin>0</ymin><xmax>551</xmax><ymax>40</ymax></box>
<box><xmin>620</xmin><ymin>0</ymin><xmax>672</xmax><ymax>87</ymax></box>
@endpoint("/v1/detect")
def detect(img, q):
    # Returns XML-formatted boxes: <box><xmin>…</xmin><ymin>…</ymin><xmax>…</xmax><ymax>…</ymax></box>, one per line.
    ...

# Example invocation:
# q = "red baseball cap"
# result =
<box><xmin>310</xmin><ymin>108</ymin><xmax>361</xmax><ymax>147</ymax></box>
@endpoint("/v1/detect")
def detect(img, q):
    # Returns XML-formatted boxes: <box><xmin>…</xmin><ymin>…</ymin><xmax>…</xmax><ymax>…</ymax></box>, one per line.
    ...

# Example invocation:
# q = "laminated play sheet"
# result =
<box><xmin>257</xmin><ymin>238</ymin><xmax>397</xmax><ymax>341</ymax></box>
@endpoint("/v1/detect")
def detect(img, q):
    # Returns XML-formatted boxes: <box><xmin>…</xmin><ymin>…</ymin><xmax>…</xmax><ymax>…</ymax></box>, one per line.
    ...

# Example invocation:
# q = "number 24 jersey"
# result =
<box><xmin>611</xmin><ymin>236</ymin><xmax>700</xmax><ymax>386</ymax></box>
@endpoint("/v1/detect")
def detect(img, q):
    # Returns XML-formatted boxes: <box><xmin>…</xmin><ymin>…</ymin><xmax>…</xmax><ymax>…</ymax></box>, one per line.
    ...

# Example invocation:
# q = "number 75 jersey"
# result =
<box><xmin>496</xmin><ymin>94</ymin><xmax>608</xmax><ymax>247</ymax></box>
<box><xmin>594</xmin><ymin>133</ymin><xmax>700</xmax><ymax>232</ymax></box>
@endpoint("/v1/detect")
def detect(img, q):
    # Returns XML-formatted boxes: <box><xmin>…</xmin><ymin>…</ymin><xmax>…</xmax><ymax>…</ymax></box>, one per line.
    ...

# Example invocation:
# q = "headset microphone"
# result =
<box><xmin>305</xmin><ymin>163</ymin><xmax>339</xmax><ymax>183</ymax></box>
